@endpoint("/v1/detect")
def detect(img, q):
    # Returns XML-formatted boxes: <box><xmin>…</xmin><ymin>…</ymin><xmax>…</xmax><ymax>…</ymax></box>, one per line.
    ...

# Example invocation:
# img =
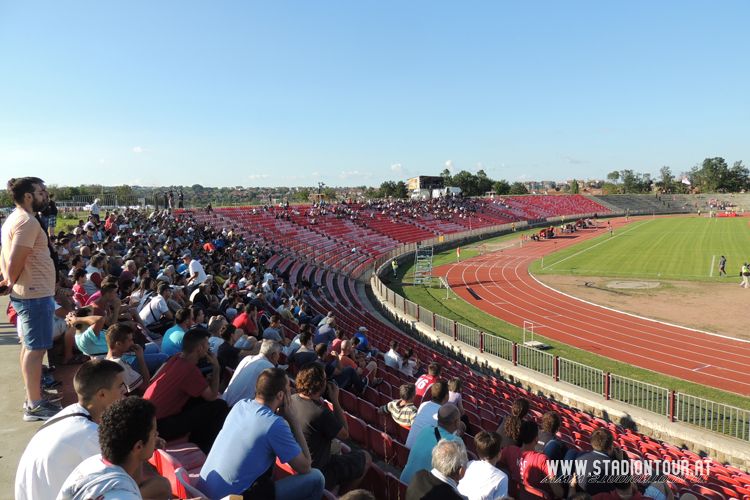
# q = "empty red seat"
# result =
<box><xmin>346</xmin><ymin>414</ymin><xmax>369</xmax><ymax>448</ymax></box>
<box><xmin>358</xmin><ymin>399</ymin><xmax>381</xmax><ymax>427</ymax></box>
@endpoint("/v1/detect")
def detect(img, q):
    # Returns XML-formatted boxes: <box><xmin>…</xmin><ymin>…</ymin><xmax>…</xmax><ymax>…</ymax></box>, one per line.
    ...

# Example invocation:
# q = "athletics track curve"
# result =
<box><xmin>435</xmin><ymin>218</ymin><xmax>750</xmax><ymax>396</ymax></box>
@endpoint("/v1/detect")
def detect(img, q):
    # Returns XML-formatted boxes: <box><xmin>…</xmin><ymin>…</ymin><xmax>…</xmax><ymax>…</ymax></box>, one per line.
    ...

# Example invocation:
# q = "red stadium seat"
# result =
<box><xmin>346</xmin><ymin>414</ymin><xmax>369</xmax><ymax>447</ymax></box>
<box><xmin>393</xmin><ymin>439</ymin><xmax>410</xmax><ymax>468</ymax></box>
<box><xmin>361</xmin><ymin>464</ymin><xmax>389</xmax><ymax>500</ymax></box>
<box><xmin>339</xmin><ymin>388</ymin><xmax>358</xmax><ymax>414</ymax></box>
<box><xmin>358</xmin><ymin>399</ymin><xmax>381</xmax><ymax>427</ymax></box>
<box><xmin>367</xmin><ymin>425</ymin><xmax>395</xmax><ymax>463</ymax></box>
<box><xmin>149</xmin><ymin>449</ymin><xmax>193</xmax><ymax>499</ymax></box>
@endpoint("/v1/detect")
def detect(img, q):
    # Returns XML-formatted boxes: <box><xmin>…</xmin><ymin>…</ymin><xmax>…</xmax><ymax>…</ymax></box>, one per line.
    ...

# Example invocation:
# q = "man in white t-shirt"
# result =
<box><xmin>384</xmin><ymin>341</ymin><xmax>403</xmax><ymax>370</ymax></box>
<box><xmin>405</xmin><ymin>380</ymin><xmax>448</xmax><ymax>449</ymax></box>
<box><xmin>458</xmin><ymin>431</ymin><xmax>508</xmax><ymax>500</ymax></box>
<box><xmin>15</xmin><ymin>360</ymin><xmax>127</xmax><ymax>500</ymax></box>
<box><xmin>182</xmin><ymin>251</ymin><xmax>206</xmax><ymax>287</ymax></box>
<box><xmin>138</xmin><ymin>283</ymin><xmax>173</xmax><ymax>327</ymax></box>
<box><xmin>57</xmin><ymin>397</ymin><xmax>169</xmax><ymax>500</ymax></box>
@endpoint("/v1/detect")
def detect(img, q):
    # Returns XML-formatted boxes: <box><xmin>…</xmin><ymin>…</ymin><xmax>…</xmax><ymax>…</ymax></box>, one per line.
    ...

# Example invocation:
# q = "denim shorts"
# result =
<box><xmin>11</xmin><ymin>296</ymin><xmax>55</xmax><ymax>351</ymax></box>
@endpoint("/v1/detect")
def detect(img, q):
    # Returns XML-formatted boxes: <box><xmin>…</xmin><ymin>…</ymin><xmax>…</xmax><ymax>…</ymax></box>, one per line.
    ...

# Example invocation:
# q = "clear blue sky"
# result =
<box><xmin>1</xmin><ymin>1</ymin><xmax>748</xmax><ymax>188</ymax></box>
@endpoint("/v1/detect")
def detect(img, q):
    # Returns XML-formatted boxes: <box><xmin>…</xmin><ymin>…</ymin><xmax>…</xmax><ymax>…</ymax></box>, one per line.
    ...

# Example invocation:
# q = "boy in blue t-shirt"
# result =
<box><xmin>71</xmin><ymin>309</ymin><xmax>107</xmax><ymax>356</ymax></box>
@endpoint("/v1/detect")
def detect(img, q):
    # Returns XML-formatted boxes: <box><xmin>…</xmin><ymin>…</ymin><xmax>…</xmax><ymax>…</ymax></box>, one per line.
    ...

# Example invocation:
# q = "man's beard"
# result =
<box><xmin>32</xmin><ymin>198</ymin><xmax>49</xmax><ymax>212</ymax></box>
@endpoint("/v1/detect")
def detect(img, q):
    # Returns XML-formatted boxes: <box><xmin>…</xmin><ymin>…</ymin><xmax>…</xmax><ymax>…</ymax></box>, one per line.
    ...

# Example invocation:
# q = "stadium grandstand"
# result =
<box><xmin>6</xmin><ymin>187</ymin><xmax>750</xmax><ymax>499</ymax></box>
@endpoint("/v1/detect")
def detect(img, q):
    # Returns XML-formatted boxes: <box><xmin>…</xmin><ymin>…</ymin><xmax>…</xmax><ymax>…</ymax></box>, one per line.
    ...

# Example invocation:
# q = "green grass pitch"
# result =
<box><xmin>529</xmin><ymin>216</ymin><xmax>750</xmax><ymax>280</ymax></box>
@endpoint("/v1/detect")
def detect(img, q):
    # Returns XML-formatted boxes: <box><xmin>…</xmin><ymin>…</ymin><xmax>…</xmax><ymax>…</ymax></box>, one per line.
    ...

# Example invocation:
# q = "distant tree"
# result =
<box><xmin>293</xmin><ymin>189</ymin><xmax>311</xmax><ymax>202</ymax></box>
<box><xmin>440</xmin><ymin>168</ymin><xmax>453</xmax><ymax>185</ymax></box>
<box><xmin>378</xmin><ymin>181</ymin><xmax>398</xmax><ymax>198</ymax></box>
<box><xmin>570</xmin><ymin>179</ymin><xmax>580</xmax><ymax>194</ymax></box>
<box><xmin>322</xmin><ymin>187</ymin><xmax>338</xmax><ymax>201</ymax></box>
<box><xmin>607</xmin><ymin>171</ymin><xmax>620</xmax><ymax>184</ymax></box>
<box><xmin>451</xmin><ymin>170</ymin><xmax>479</xmax><ymax>196</ymax></box>
<box><xmin>475</xmin><ymin>169</ymin><xmax>494</xmax><ymax>194</ymax></box>
<box><xmin>492</xmin><ymin>179</ymin><xmax>510</xmax><ymax>195</ymax></box>
<box><xmin>394</xmin><ymin>181</ymin><xmax>408</xmax><ymax>199</ymax></box>
<box><xmin>726</xmin><ymin>161</ymin><xmax>749</xmax><ymax>192</ymax></box>
<box><xmin>509</xmin><ymin>182</ymin><xmax>529</xmax><ymax>195</ymax></box>
<box><xmin>658</xmin><ymin>166</ymin><xmax>674</xmax><ymax>193</ymax></box>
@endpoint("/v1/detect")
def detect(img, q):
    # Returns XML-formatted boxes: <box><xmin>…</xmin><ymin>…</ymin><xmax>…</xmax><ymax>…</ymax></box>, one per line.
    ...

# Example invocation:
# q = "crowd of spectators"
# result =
<box><xmin>1</xmin><ymin>178</ymin><xmax>695</xmax><ymax>499</ymax></box>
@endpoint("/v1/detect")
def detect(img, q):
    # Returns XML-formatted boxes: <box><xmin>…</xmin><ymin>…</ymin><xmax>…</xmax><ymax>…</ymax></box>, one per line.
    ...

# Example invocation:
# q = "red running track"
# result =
<box><xmin>436</xmin><ymin>218</ymin><xmax>750</xmax><ymax>396</ymax></box>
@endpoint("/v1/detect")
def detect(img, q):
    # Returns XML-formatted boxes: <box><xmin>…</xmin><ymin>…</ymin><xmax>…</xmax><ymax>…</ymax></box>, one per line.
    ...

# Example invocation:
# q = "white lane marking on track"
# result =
<box><xmin>692</xmin><ymin>364</ymin><xmax>712</xmax><ymax>372</ymax></box>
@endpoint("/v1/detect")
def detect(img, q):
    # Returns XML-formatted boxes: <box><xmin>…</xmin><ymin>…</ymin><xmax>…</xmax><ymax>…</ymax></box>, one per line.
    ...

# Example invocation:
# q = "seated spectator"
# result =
<box><xmin>15</xmin><ymin>360</ymin><xmax>126</xmax><ymax>500</ymax></box>
<box><xmin>106</xmin><ymin>323</ymin><xmax>150</xmax><ymax>393</ymax></box>
<box><xmin>292</xmin><ymin>363</ymin><xmax>371</xmax><ymax>492</ymax></box>
<box><xmin>415</xmin><ymin>362</ymin><xmax>441</xmax><ymax>401</ymax></box>
<box><xmin>405</xmin><ymin>380</ymin><xmax>449</xmax><ymax>449</ymax></box>
<box><xmin>405</xmin><ymin>439</ymin><xmax>468</xmax><ymax>500</ymax></box>
<box><xmin>384</xmin><ymin>340</ymin><xmax>403</xmax><ymax>370</ymax></box>
<box><xmin>289</xmin><ymin>329</ymin><xmax>317</xmax><ymax>370</ymax></box>
<box><xmin>143</xmin><ymin>327</ymin><xmax>228</xmax><ymax>454</ymax></box>
<box><xmin>497</xmin><ymin>397</ymin><xmax>529</xmax><ymax>448</ymax></box>
<box><xmin>574</xmin><ymin>429</ymin><xmax>619</xmax><ymax>496</ymax></box>
<box><xmin>399</xmin><ymin>348</ymin><xmax>420</xmax><ymax>378</ymax></box>
<box><xmin>276</xmin><ymin>297</ymin><xmax>295</xmax><ymax>322</ymax></box>
<box><xmin>87</xmin><ymin>279</ymin><xmax>122</xmax><ymax>328</ymax></box>
<box><xmin>498</xmin><ymin>416</ymin><xmax>523</xmax><ymax>485</ymax></box>
<box><xmin>330</xmin><ymin>328</ymin><xmax>346</xmax><ymax>354</ymax></box>
<box><xmin>352</xmin><ymin>326</ymin><xmax>376</xmax><ymax>355</ymax></box>
<box><xmin>138</xmin><ymin>282</ymin><xmax>174</xmax><ymax>333</ymax></box>
<box><xmin>263</xmin><ymin>314</ymin><xmax>289</xmax><ymax>345</ymax></box>
<box><xmin>57</xmin><ymin>397</ymin><xmax>170</xmax><ymax>500</ymax></box>
<box><xmin>313</xmin><ymin>316</ymin><xmax>336</xmax><ymax>345</ymax></box>
<box><xmin>538</xmin><ymin>411</ymin><xmax>569</xmax><ymax>461</ymax></box>
<box><xmin>519</xmin><ymin>420</ymin><xmax>565</xmax><ymax>498</ymax></box>
<box><xmin>379</xmin><ymin>383</ymin><xmax>418</xmax><ymax>429</ymax></box>
<box><xmin>160</xmin><ymin>307</ymin><xmax>192</xmax><ymax>357</ymax></box>
<box><xmin>71</xmin><ymin>309</ymin><xmax>107</xmax><ymax>357</ymax></box>
<box><xmin>207</xmin><ymin>314</ymin><xmax>228</xmax><ymax>353</ymax></box>
<box><xmin>198</xmin><ymin>368</ymin><xmax>325</xmax><ymax>499</ymax></box>
<box><xmin>457</xmin><ymin>431</ymin><xmax>508</xmax><ymax>500</ymax></box>
<box><xmin>232</xmin><ymin>303</ymin><xmax>258</xmax><ymax>338</ymax></box>
<box><xmin>401</xmin><ymin>403</ymin><xmax>463</xmax><ymax>484</ymax></box>
<box><xmin>71</xmin><ymin>268</ymin><xmax>90</xmax><ymax>308</ymax></box>
<box><xmin>216</xmin><ymin>323</ymin><xmax>254</xmax><ymax>371</ymax></box>
<box><xmin>222</xmin><ymin>339</ymin><xmax>281</xmax><ymax>407</ymax></box>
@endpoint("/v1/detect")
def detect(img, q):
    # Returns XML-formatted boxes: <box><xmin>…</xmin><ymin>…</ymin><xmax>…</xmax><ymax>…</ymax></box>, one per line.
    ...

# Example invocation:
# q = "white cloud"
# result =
<box><xmin>517</xmin><ymin>174</ymin><xmax>529</xmax><ymax>181</ymax></box>
<box><xmin>247</xmin><ymin>174</ymin><xmax>270</xmax><ymax>181</ymax></box>
<box><xmin>390</xmin><ymin>163</ymin><xmax>403</xmax><ymax>173</ymax></box>
<box><xmin>444</xmin><ymin>160</ymin><xmax>454</xmax><ymax>172</ymax></box>
<box><xmin>132</xmin><ymin>146</ymin><xmax>144</xmax><ymax>154</ymax></box>
<box><xmin>98</xmin><ymin>158</ymin><xmax>106</xmax><ymax>165</ymax></box>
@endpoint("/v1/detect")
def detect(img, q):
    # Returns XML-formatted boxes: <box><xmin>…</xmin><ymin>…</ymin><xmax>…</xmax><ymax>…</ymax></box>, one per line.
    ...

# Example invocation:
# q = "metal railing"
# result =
<box><xmin>456</xmin><ymin>323</ymin><xmax>481</xmax><ymax>349</ymax></box>
<box><xmin>517</xmin><ymin>344</ymin><xmax>555</xmax><ymax>377</ymax></box>
<box><xmin>610</xmin><ymin>374</ymin><xmax>669</xmax><ymax>417</ymax></box>
<box><xmin>675</xmin><ymin>394</ymin><xmax>750</xmax><ymax>442</ymax></box>
<box><xmin>483</xmin><ymin>334</ymin><xmax>514</xmax><ymax>361</ymax></box>
<box><xmin>557</xmin><ymin>358</ymin><xmax>604</xmax><ymax>395</ymax></box>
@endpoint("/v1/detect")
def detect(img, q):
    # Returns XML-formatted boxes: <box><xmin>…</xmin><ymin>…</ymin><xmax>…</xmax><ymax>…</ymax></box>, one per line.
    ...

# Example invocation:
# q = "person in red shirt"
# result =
<box><xmin>232</xmin><ymin>304</ymin><xmax>258</xmax><ymax>338</ymax></box>
<box><xmin>519</xmin><ymin>420</ymin><xmax>564</xmax><ymax>498</ymax></box>
<box><xmin>414</xmin><ymin>362</ymin><xmax>442</xmax><ymax>401</ymax></box>
<box><xmin>144</xmin><ymin>327</ymin><xmax>228</xmax><ymax>454</ymax></box>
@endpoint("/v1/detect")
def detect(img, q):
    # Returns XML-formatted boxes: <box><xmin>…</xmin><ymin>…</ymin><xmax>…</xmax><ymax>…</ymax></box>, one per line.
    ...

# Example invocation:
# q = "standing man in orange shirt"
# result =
<box><xmin>0</xmin><ymin>177</ymin><xmax>60</xmax><ymax>421</ymax></box>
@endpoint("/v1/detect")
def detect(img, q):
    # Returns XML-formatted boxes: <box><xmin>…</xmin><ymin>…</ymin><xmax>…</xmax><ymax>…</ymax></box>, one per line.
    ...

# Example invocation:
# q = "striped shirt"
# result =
<box><xmin>381</xmin><ymin>399</ymin><xmax>418</xmax><ymax>429</ymax></box>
